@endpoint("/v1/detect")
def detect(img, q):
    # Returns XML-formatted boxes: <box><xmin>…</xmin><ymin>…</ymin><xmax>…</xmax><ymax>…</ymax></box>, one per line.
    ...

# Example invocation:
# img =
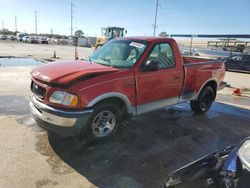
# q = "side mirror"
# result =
<box><xmin>144</xmin><ymin>60</ymin><xmax>160</xmax><ymax>71</ymax></box>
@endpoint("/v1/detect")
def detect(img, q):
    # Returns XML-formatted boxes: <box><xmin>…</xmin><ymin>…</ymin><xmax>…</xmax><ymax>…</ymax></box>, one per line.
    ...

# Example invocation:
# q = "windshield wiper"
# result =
<box><xmin>82</xmin><ymin>56</ymin><xmax>92</xmax><ymax>63</ymax></box>
<box><xmin>99</xmin><ymin>57</ymin><xmax>117</xmax><ymax>67</ymax></box>
<box><xmin>88</xmin><ymin>56</ymin><xmax>92</xmax><ymax>62</ymax></box>
<box><xmin>95</xmin><ymin>57</ymin><xmax>125</xmax><ymax>69</ymax></box>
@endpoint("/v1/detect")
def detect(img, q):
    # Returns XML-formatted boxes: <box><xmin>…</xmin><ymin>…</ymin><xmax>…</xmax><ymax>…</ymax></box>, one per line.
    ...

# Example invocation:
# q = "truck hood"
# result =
<box><xmin>31</xmin><ymin>61</ymin><xmax>120</xmax><ymax>85</ymax></box>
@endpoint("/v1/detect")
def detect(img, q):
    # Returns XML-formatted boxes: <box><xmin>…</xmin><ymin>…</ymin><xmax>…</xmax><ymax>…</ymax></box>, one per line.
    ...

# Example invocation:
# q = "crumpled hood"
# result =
<box><xmin>31</xmin><ymin>61</ymin><xmax>119</xmax><ymax>84</ymax></box>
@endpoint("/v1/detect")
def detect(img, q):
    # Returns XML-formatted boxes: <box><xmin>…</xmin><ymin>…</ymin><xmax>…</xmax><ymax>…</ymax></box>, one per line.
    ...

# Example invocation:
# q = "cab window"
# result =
<box><xmin>146</xmin><ymin>43</ymin><xmax>175</xmax><ymax>69</ymax></box>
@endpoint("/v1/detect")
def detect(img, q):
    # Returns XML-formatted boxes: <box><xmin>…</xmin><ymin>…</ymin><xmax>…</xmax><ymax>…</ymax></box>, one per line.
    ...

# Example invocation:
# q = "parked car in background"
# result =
<box><xmin>22</xmin><ymin>36</ymin><xmax>30</xmax><ymax>43</ymax></box>
<box><xmin>16</xmin><ymin>32</ymin><xmax>27</xmax><ymax>41</ymax></box>
<box><xmin>0</xmin><ymin>35</ymin><xmax>7</xmax><ymax>40</ymax></box>
<box><xmin>180</xmin><ymin>48</ymin><xmax>199</xmax><ymax>56</ymax></box>
<box><xmin>50</xmin><ymin>37</ymin><xmax>61</xmax><ymax>44</ymax></box>
<box><xmin>39</xmin><ymin>37</ymin><xmax>49</xmax><ymax>44</ymax></box>
<box><xmin>8</xmin><ymin>35</ymin><xmax>16</xmax><ymax>40</ymax></box>
<box><xmin>28</xmin><ymin>37</ymin><xmax>38</xmax><ymax>44</ymax></box>
<box><xmin>225</xmin><ymin>54</ymin><xmax>250</xmax><ymax>72</ymax></box>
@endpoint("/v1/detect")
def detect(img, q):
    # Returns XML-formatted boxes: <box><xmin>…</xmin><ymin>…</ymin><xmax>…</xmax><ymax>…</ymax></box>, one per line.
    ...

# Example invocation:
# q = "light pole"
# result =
<box><xmin>35</xmin><ymin>11</ymin><xmax>38</xmax><ymax>34</ymax></box>
<box><xmin>15</xmin><ymin>16</ymin><xmax>17</xmax><ymax>31</ymax></box>
<box><xmin>71</xmin><ymin>1</ymin><xmax>74</xmax><ymax>37</ymax></box>
<box><xmin>153</xmin><ymin>0</ymin><xmax>159</xmax><ymax>37</ymax></box>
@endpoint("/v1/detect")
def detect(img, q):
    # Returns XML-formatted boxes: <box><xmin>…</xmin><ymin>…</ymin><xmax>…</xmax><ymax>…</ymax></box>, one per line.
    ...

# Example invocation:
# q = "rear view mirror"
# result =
<box><xmin>144</xmin><ymin>60</ymin><xmax>160</xmax><ymax>71</ymax></box>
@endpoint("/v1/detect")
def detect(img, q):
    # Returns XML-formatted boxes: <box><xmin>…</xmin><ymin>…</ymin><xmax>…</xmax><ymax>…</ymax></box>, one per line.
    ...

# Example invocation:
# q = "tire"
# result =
<box><xmin>190</xmin><ymin>86</ymin><xmax>215</xmax><ymax>114</ymax></box>
<box><xmin>84</xmin><ymin>103</ymin><xmax>121</xmax><ymax>141</ymax></box>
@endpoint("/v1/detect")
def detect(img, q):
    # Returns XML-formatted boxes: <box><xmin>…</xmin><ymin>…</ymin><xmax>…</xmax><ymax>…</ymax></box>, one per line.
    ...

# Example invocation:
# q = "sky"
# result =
<box><xmin>0</xmin><ymin>0</ymin><xmax>249</xmax><ymax>36</ymax></box>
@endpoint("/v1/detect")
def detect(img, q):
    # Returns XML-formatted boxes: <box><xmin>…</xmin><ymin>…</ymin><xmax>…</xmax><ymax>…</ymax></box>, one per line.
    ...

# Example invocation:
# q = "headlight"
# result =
<box><xmin>49</xmin><ymin>91</ymin><xmax>78</xmax><ymax>107</ymax></box>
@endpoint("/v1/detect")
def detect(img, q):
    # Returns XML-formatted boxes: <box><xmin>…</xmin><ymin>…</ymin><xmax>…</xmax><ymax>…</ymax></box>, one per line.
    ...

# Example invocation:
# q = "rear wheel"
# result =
<box><xmin>85</xmin><ymin>103</ymin><xmax>121</xmax><ymax>141</ymax></box>
<box><xmin>190</xmin><ymin>86</ymin><xmax>215</xmax><ymax>114</ymax></box>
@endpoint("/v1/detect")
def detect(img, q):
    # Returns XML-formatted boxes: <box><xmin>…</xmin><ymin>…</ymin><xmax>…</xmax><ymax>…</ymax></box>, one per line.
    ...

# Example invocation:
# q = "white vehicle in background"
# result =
<box><xmin>16</xmin><ymin>32</ymin><xmax>27</xmax><ymax>41</ymax></box>
<box><xmin>28</xmin><ymin>37</ymin><xmax>39</xmax><ymax>44</ymax></box>
<box><xmin>38</xmin><ymin>37</ymin><xmax>49</xmax><ymax>44</ymax></box>
<box><xmin>0</xmin><ymin>35</ymin><xmax>7</xmax><ymax>40</ymax></box>
<box><xmin>22</xmin><ymin>36</ymin><xmax>30</xmax><ymax>43</ymax></box>
<box><xmin>8</xmin><ymin>35</ymin><xmax>16</xmax><ymax>40</ymax></box>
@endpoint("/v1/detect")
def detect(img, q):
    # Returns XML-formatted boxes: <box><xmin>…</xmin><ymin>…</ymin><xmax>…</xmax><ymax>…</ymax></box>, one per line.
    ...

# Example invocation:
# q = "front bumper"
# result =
<box><xmin>30</xmin><ymin>95</ymin><xmax>93</xmax><ymax>137</ymax></box>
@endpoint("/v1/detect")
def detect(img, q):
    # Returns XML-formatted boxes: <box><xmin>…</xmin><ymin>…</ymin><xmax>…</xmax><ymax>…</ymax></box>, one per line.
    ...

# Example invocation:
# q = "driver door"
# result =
<box><xmin>135</xmin><ymin>42</ymin><xmax>183</xmax><ymax>114</ymax></box>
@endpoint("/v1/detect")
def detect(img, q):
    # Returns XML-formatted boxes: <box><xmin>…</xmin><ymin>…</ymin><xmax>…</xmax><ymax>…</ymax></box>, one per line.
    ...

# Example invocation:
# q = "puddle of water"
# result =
<box><xmin>0</xmin><ymin>57</ymin><xmax>44</xmax><ymax>67</ymax></box>
<box><xmin>0</xmin><ymin>95</ymin><xmax>30</xmax><ymax>115</ymax></box>
<box><xmin>35</xmin><ymin>132</ymin><xmax>74</xmax><ymax>175</ymax></box>
<box><xmin>35</xmin><ymin>179</ymin><xmax>58</xmax><ymax>188</ymax></box>
<box><xmin>14</xmin><ymin>114</ymin><xmax>73</xmax><ymax>175</ymax></box>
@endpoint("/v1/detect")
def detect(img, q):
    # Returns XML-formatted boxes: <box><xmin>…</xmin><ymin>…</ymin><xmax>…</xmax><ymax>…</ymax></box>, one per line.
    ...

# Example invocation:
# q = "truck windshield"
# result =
<box><xmin>90</xmin><ymin>39</ymin><xmax>147</xmax><ymax>68</ymax></box>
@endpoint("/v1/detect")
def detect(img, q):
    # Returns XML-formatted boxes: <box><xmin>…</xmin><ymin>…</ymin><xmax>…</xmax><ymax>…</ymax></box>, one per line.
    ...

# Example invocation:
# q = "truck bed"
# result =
<box><xmin>182</xmin><ymin>56</ymin><xmax>218</xmax><ymax>65</ymax></box>
<box><xmin>180</xmin><ymin>56</ymin><xmax>225</xmax><ymax>101</ymax></box>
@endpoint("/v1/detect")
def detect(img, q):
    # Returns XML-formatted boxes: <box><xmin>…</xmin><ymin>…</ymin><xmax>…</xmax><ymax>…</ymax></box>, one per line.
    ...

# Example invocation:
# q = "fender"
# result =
<box><xmin>87</xmin><ymin>92</ymin><xmax>135</xmax><ymax>114</ymax></box>
<box><xmin>193</xmin><ymin>78</ymin><xmax>218</xmax><ymax>100</ymax></box>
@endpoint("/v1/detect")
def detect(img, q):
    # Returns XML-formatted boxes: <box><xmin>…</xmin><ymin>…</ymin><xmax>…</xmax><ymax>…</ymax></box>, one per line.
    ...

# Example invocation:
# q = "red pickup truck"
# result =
<box><xmin>30</xmin><ymin>37</ymin><xmax>225</xmax><ymax>140</ymax></box>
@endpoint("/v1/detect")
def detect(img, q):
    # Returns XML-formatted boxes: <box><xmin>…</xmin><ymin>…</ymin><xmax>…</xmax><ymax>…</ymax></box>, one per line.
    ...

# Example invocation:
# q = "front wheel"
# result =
<box><xmin>190</xmin><ymin>86</ymin><xmax>215</xmax><ymax>114</ymax></box>
<box><xmin>85</xmin><ymin>103</ymin><xmax>121</xmax><ymax>141</ymax></box>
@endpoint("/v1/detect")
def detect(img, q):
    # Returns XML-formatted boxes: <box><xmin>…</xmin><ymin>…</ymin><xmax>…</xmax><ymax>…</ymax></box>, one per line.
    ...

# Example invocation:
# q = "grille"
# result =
<box><xmin>31</xmin><ymin>81</ymin><xmax>46</xmax><ymax>99</ymax></box>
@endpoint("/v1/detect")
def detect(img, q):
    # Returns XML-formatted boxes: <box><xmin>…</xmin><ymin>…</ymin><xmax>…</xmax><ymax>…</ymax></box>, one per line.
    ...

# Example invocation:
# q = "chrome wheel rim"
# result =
<box><xmin>92</xmin><ymin>110</ymin><xmax>116</xmax><ymax>137</ymax></box>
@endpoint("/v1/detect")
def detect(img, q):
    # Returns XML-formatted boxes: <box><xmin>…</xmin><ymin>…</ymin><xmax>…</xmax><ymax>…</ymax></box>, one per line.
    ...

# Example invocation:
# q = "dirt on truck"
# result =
<box><xmin>30</xmin><ymin>37</ymin><xmax>225</xmax><ymax>141</ymax></box>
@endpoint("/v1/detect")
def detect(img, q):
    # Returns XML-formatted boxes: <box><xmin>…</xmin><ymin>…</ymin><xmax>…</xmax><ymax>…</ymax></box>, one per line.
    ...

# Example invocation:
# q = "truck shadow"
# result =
<box><xmin>48</xmin><ymin>102</ymin><xmax>250</xmax><ymax>188</ymax></box>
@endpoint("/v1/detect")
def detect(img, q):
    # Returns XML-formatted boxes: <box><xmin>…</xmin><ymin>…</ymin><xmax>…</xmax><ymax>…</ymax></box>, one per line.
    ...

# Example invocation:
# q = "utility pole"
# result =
<box><xmin>70</xmin><ymin>1</ymin><xmax>74</xmax><ymax>37</ymax></box>
<box><xmin>15</xmin><ymin>16</ymin><xmax>17</xmax><ymax>31</ymax></box>
<box><xmin>153</xmin><ymin>0</ymin><xmax>159</xmax><ymax>37</ymax></box>
<box><xmin>189</xmin><ymin>36</ymin><xmax>193</xmax><ymax>55</ymax></box>
<box><xmin>2</xmin><ymin>18</ymin><xmax>4</xmax><ymax>30</ymax></box>
<box><xmin>35</xmin><ymin>11</ymin><xmax>38</xmax><ymax>34</ymax></box>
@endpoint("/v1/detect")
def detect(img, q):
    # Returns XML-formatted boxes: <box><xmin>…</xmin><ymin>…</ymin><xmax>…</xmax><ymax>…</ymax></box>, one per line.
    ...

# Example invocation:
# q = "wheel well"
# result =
<box><xmin>204</xmin><ymin>81</ymin><xmax>217</xmax><ymax>100</ymax></box>
<box><xmin>93</xmin><ymin>97</ymin><xmax>128</xmax><ymax>118</ymax></box>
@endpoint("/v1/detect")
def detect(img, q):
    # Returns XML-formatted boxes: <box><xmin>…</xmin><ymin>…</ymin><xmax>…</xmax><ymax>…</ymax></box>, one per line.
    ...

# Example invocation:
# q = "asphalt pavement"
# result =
<box><xmin>0</xmin><ymin>64</ymin><xmax>250</xmax><ymax>188</ymax></box>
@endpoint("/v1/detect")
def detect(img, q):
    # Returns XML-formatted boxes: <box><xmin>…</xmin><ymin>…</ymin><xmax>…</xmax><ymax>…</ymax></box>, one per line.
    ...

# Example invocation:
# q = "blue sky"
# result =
<box><xmin>0</xmin><ymin>0</ymin><xmax>249</xmax><ymax>36</ymax></box>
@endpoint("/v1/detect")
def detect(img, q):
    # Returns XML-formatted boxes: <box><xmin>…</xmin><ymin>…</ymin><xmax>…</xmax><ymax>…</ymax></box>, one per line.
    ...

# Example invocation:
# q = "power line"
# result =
<box><xmin>153</xmin><ymin>0</ymin><xmax>159</xmax><ymax>37</ymax></box>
